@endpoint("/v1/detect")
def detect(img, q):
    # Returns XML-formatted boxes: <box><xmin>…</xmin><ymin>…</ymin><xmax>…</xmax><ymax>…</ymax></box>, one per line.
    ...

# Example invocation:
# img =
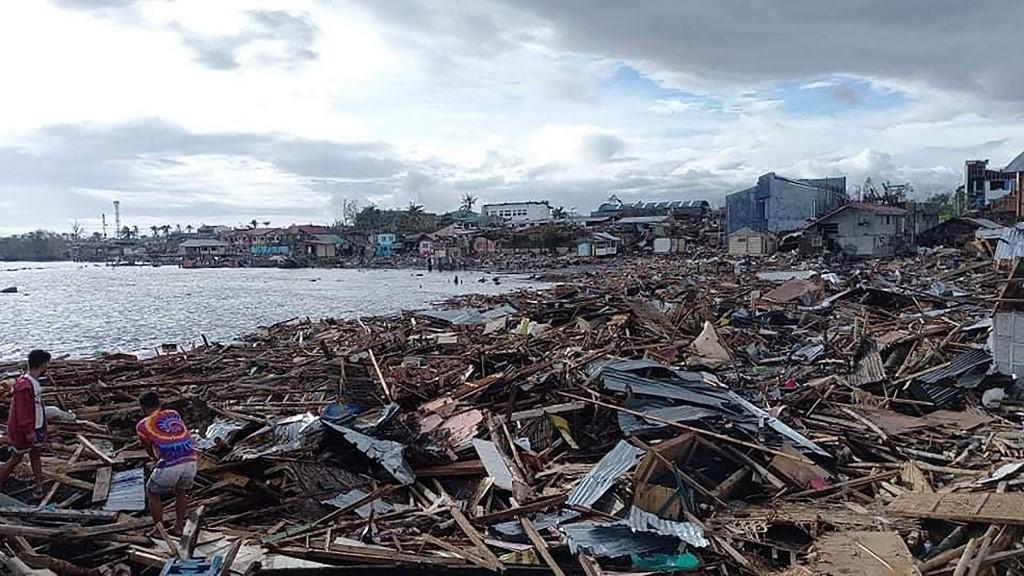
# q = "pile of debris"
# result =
<box><xmin>1</xmin><ymin>250</ymin><xmax>1024</xmax><ymax>575</ymax></box>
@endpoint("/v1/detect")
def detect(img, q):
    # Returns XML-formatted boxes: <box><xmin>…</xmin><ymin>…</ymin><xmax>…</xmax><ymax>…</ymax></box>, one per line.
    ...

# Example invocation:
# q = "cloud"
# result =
<box><xmin>174</xmin><ymin>9</ymin><xmax>318</xmax><ymax>70</ymax></box>
<box><xmin>503</xmin><ymin>0</ymin><xmax>1024</xmax><ymax>104</ymax></box>
<box><xmin>580</xmin><ymin>133</ymin><xmax>626</xmax><ymax>163</ymax></box>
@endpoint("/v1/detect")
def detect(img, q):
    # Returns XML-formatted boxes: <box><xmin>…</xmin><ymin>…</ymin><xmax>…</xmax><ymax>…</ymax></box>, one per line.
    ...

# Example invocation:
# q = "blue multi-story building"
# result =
<box><xmin>726</xmin><ymin>172</ymin><xmax>848</xmax><ymax>235</ymax></box>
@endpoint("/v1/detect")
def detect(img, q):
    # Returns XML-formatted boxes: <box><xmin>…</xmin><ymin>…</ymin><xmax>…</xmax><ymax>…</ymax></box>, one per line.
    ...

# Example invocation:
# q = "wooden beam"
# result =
<box><xmin>178</xmin><ymin>505</ymin><xmax>206</xmax><ymax>560</ymax></box>
<box><xmin>91</xmin><ymin>467</ymin><xmax>112</xmax><ymax>504</ymax></box>
<box><xmin>75</xmin><ymin>435</ymin><xmax>115</xmax><ymax>465</ymax></box>
<box><xmin>521</xmin><ymin>517</ymin><xmax>566</xmax><ymax>576</ymax></box>
<box><xmin>449</xmin><ymin>506</ymin><xmax>502</xmax><ymax>572</ymax></box>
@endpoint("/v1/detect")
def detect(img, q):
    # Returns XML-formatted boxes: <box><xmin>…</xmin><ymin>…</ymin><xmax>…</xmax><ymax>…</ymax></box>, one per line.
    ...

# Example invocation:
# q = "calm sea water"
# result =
<box><xmin>0</xmin><ymin>262</ymin><xmax>540</xmax><ymax>361</ymax></box>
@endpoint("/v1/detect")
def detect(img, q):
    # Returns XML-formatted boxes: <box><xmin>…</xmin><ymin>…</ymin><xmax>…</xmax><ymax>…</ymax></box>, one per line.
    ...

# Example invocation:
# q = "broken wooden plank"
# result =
<box><xmin>888</xmin><ymin>493</ymin><xmax>1024</xmax><ymax>524</ymax></box>
<box><xmin>91</xmin><ymin>467</ymin><xmax>112</xmax><ymax>504</ymax></box>
<box><xmin>521</xmin><ymin>517</ymin><xmax>566</xmax><ymax>576</ymax></box>
<box><xmin>76</xmin><ymin>434</ymin><xmax>115</xmax><ymax>465</ymax></box>
<box><xmin>449</xmin><ymin>505</ymin><xmax>502</xmax><ymax>572</ymax></box>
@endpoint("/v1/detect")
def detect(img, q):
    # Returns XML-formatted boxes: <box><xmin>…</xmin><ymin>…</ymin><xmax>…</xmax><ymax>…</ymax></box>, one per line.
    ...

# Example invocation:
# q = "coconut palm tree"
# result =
<box><xmin>249</xmin><ymin>219</ymin><xmax>259</xmax><ymax>229</ymax></box>
<box><xmin>460</xmin><ymin>193</ymin><xmax>477</xmax><ymax>212</ymax></box>
<box><xmin>150</xmin><ymin>225</ymin><xmax>159</xmax><ymax>238</ymax></box>
<box><xmin>160</xmin><ymin>225</ymin><xmax>171</xmax><ymax>237</ymax></box>
<box><xmin>185</xmin><ymin>224</ymin><xmax>194</xmax><ymax>235</ymax></box>
<box><xmin>262</xmin><ymin>221</ymin><xmax>271</xmax><ymax>227</ymax></box>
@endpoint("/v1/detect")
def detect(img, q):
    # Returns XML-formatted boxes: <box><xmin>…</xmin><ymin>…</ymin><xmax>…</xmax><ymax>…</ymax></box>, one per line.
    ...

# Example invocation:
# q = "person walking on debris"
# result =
<box><xmin>0</xmin><ymin>349</ymin><xmax>51</xmax><ymax>498</ymax></box>
<box><xmin>136</xmin><ymin>391</ymin><xmax>196</xmax><ymax>535</ymax></box>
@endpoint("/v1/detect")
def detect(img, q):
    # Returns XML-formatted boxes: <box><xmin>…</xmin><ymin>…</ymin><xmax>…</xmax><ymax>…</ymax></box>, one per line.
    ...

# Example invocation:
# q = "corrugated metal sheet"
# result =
<box><xmin>417</xmin><ymin>304</ymin><xmax>517</xmax><ymax>326</ymax></box>
<box><xmin>618</xmin><ymin>398</ymin><xmax>717</xmax><ymax>435</ymax></box>
<box><xmin>847</xmin><ymin>339</ymin><xmax>886</xmax><ymax>387</ymax></box>
<box><xmin>195</xmin><ymin>418</ymin><xmax>248</xmax><ymax>450</ymax></box>
<box><xmin>562</xmin><ymin>522</ymin><xmax>679</xmax><ymax>558</ymax></box>
<box><xmin>592</xmin><ymin>359</ymin><xmax>829</xmax><ymax>457</ymax></box>
<box><xmin>566</xmin><ymin>440</ymin><xmax>644</xmax><ymax>507</ymax></box>
<box><xmin>625</xmin><ymin>506</ymin><xmax>708</xmax><ymax>548</ymax></box>
<box><xmin>228</xmin><ymin>413</ymin><xmax>321</xmax><ymax>461</ymax></box>
<box><xmin>915</xmin><ymin>348</ymin><xmax>991</xmax><ymax>385</ymax></box>
<box><xmin>322</xmin><ymin>421</ymin><xmax>416</xmax><ymax>485</ymax></box>
<box><xmin>104</xmin><ymin>467</ymin><xmax>146</xmax><ymax>512</ymax></box>
<box><xmin>323</xmin><ymin>488</ymin><xmax>394</xmax><ymax>518</ymax></box>
<box><xmin>994</xmin><ymin>224</ymin><xmax>1024</xmax><ymax>262</ymax></box>
<box><xmin>910</xmin><ymin>381</ymin><xmax>963</xmax><ymax>409</ymax></box>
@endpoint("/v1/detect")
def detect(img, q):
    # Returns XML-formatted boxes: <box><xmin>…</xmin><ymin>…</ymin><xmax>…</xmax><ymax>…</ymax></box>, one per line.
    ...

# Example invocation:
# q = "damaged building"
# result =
<box><xmin>725</xmin><ymin>172</ymin><xmax>848</xmax><ymax>235</ymax></box>
<box><xmin>801</xmin><ymin>202</ymin><xmax>908</xmax><ymax>258</ymax></box>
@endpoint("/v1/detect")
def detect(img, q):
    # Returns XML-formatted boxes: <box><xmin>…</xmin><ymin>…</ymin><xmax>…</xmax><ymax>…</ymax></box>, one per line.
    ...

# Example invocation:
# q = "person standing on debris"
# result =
<box><xmin>136</xmin><ymin>391</ymin><xmax>196</xmax><ymax>535</ymax></box>
<box><xmin>0</xmin><ymin>349</ymin><xmax>51</xmax><ymax>498</ymax></box>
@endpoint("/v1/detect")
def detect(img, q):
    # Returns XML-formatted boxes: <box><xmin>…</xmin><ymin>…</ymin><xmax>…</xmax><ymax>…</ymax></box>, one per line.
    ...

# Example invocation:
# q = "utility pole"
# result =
<box><xmin>113</xmin><ymin>200</ymin><xmax>121</xmax><ymax>237</ymax></box>
<box><xmin>101</xmin><ymin>213</ymin><xmax>108</xmax><ymax>238</ymax></box>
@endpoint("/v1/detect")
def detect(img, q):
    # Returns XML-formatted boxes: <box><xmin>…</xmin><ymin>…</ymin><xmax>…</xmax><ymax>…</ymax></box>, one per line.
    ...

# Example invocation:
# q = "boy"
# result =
<box><xmin>136</xmin><ymin>391</ymin><xmax>195</xmax><ymax>535</ymax></box>
<box><xmin>0</xmin><ymin>349</ymin><xmax>51</xmax><ymax>498</ymax></box>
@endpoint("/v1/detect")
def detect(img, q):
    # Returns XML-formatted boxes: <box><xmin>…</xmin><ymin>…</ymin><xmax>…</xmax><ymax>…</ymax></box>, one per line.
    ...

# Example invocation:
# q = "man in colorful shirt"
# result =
<box><xmin>136</xmin><ymin>391</ymin><xmax>196</xmax><ymax>535</ymax></box>
<box><xmin>0</xmin><ymin>349</ymin><xmax>51</xmax><ymax>498</ymax></box>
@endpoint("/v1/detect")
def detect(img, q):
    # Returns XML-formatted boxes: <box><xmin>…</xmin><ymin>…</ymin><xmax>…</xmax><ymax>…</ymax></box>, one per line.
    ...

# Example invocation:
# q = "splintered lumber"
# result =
<box><xmin>422</xmin><ymin>534</ymin><xmax>487</xmax><ymax>570</ymax></box>
<box><xmin>0</xmin><ymin>507</ymin><xmax>117</xmax><ymax>523</ymax></box>
<box><xmin>449</xmin><ymin>505</ymin><xmax>502</xmax><ymax>572</ymax></box>
<box><xmin>178</xmin><ymin>505</ymin><xmax>206</xmax><ymax>560</ymax></box>
<box><xmin>521</xmin><ymin>517</ymin><xmax>566</xmax><ymax>576</ymax></box>
<box><xmin>76</xmin><ymin>434</ymin><xmax>115</xmax><ymax>464</ymax></box>
<box><xmin>92</xmin><ymin>467</ymin><xmax>112</xmax><ymax>504</ymax></box>
<box><xmin>888</xmin><ymin>493</ymin><xmax>1024</xmax><ymax>524</ymax></box>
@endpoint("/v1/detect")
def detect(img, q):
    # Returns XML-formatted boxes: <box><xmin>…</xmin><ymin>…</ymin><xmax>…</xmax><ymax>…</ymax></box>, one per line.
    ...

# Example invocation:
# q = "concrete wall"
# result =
<box><xmin>825</xmin><ymin>209</ymin><xmax>905</xmax><ymax>257</ymax></box>
<box><xmin>725</xmin><ymin>185</ymin><xmax>762</xmax><ymax>234</ymax></box>
<box><xmin>483</xmin><ymin>202</ymin><xmax>551</xmax><ymax>223</ymax></box>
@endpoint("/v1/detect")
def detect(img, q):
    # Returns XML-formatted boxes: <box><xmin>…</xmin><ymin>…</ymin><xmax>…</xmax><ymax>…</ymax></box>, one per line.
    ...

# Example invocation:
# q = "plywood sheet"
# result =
<box><xmin>813</xmin><ymin>531</ymin><xmax>914</xmax><ymax>576</ymax></box>
<box><xmin>887</xmin><ymin>492</ymin><xmax>1024</xmax><ymax>524</ymax></box>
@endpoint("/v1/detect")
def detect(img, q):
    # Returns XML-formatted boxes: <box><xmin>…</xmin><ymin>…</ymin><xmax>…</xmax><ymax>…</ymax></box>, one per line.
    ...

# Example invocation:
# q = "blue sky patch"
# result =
<box><xmin>776</xmin><ymin>77</ymin><xmax>908</xmax><ymax>116</ymax></box>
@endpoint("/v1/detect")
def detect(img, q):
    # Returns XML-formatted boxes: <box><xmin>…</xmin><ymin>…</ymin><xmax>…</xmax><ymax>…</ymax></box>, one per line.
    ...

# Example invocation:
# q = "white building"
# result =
<box><xmin>482</xmin><ymin>201</ymin><xmax>551</xmax><ymax>224</ymax></box>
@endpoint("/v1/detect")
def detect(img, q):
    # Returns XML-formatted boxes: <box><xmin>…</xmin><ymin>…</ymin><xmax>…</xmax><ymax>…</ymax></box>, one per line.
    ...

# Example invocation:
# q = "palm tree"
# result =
<box><xmin>407</xmin><ymin>202</ymin><xmax>424</xmax><ymax>215</ymax></box>
<box><xmin>160</xmin><ymin>225</ymin><xmax>171</xmax><ymax>237</ymax></box>
<box><xmin>176</xmin><ymin>224</ymin><xmax>182</xmax><ymax>235</ymax></box>
<box><xmin>460</xmin><ymin>193</ymin><xmax>477</xmax><ymax>212</ymax></box>
<box><xmin>185</xmin><ymin>224</ymin><xmax>194</xmax><ymax>235</ymax></box>
<box><xmin>150</xmin><ymin>225</ymin><xmax>159</xmax><ymax>238</ymax></box>
<box><xmin>131</xmin><ymin>225</ymin><xmax>139</xmax><ymax>239</ymax></box>
<box><xmin>249</xmin><ymin>219</ymin><xmax>259</xmax><ymax>229</ymax></box>
<box><xmin>262</xmin><ymin>221</ymin><xmax>271</xmax><ymax>227</ymax></box>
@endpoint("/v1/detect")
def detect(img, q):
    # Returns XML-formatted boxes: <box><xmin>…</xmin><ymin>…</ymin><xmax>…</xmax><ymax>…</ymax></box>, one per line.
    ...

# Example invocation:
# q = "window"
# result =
<box><xmin>885</xmin><ymin>216</ymin><xmax>890</xmax><ymax>225</ymax></box>
<box><xmin>821</xmin><ymin>223</ymin><xmax>839</xmax><ymax>234</ymax></box>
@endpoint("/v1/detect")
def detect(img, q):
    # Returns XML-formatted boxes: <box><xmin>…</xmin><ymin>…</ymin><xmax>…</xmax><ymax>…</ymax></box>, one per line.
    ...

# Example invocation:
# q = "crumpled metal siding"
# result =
<box><xmin>323</xmin><ymin>488</ymin><xmax>395</xmax><ymax>518</ymax></box>
<box><xmin>103</xmin><ymin>467</ymin><xmax>146</xmax><ymax>512</ymax></box>
<box><xmin>562</xmin><ymin>522</ymin><xmax>679</xmax><ymax>558</ymax></box>
<box><xmin>915</xmin><ymin>348</ymin><xmax>991</xmax><ymax>385</ymax></box>
<box><xmin>592</xmin><ymin>359</ymin><xmax>829</xmax><ymax>457</ymax></box>
<box><xmin>994</xmin><ymin>224</ymin><xmax>1024</xmax><ymax>262</ymax></box>
<box><xmin>322</xmin><ymin>421</ymin><xmax>416</xmax><ymax>485</ymax></box>
<box><xmin>625</xmin><ymin>506</ymin><xmax>709</xmax><ymax>548</ymax></box>
<box><xmin>566</xmin><ymin>440</ymin><xmax>644</xmax><ymax>507</ymax></box>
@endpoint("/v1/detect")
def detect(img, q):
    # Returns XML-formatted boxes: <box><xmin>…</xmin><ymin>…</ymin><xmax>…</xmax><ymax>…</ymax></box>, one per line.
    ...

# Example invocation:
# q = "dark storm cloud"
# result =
<box><xmin>498</xmin><ymin>0</ymin><xmax>1024</xmax><ymax>103</ymax></box>
<box><xmin>174</xmin><ymin>9</ymin><xmax>318</xmax><ymax>70</ymax></box>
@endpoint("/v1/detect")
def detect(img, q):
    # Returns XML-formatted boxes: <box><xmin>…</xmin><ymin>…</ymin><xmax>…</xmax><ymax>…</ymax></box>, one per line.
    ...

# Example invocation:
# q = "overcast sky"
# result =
<box><xmin>2</xmin><ymin>0</ymin><xmax>1023</xmax><ymax>235</ymax></box>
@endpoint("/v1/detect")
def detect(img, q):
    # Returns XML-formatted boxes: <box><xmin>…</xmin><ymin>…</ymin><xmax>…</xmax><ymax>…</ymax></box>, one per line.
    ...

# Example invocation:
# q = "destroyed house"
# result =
<box><xmin>995</xmin><ymin>260</ymin><xmax>1024</xmax><ymax>377</ymax></box>
<box><xmin>802</xmin><ymin>202</ymin><xmax>907</xmax><ymax>258</ymax></box>
<box><xmin>916</xmin><ymin>216</ymin><xmax>1001</xmax><ymax>248</ymax></box>
<box><xmin>726</xmin><ymin>172</ymin><xmax>848</xmax><ymax>234</ymax></box>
